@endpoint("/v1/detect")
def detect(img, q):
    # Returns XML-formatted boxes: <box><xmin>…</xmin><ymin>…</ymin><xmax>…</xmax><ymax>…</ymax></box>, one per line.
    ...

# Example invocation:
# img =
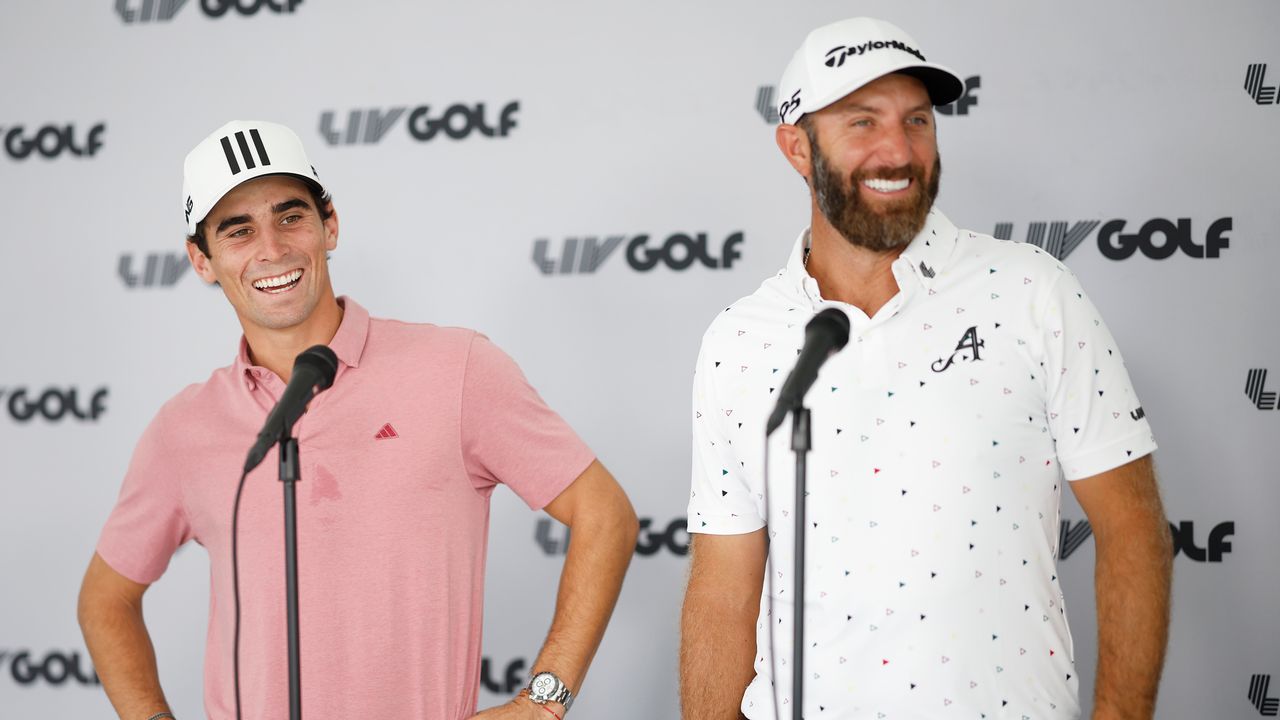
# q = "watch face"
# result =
<box><xmin>530</xmin><ymin>673</ymin><xmax>557</xmax><ymax>700</ymax></box>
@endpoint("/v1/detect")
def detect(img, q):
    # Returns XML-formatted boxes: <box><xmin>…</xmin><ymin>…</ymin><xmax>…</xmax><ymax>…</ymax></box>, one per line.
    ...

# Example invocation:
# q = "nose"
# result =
<box><xmin>256</xmin><ymin>224</ymin><xmax>289</xmax><ymax>262</ymax></box>
<box><xmin>872</xmin><ymin>123</ymin><xmax>913</xmax><ymax>169</ymax></box>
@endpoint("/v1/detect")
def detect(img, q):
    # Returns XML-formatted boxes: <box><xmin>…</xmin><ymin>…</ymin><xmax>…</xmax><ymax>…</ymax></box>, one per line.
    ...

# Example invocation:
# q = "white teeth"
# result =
<box><xmin>253</xmin><ymin>269</ymin><xmax>302</xmax><ymax>289</ymax></box>
<box><xmin>863</xmin><ymin>178</ymin><xmax>911</xmax><ymax>192</ymax></box>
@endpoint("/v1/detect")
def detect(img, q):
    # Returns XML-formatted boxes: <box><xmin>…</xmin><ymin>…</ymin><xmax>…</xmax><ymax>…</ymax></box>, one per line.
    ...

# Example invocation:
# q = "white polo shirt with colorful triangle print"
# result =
<box><xmin>688</xmin><ymin>209</ymin><xmax>1157</xmax><ymax>720</ymax></box>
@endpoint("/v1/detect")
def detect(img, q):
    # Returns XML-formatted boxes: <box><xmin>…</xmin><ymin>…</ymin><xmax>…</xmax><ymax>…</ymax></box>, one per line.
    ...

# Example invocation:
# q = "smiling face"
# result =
<box><xmin>800</xmin><ymin>72</ymin><xmax>940</xmax><ymax>252</ymax></box>
<box><xmin>186</xmin><ymin>174</ymin><xmax>339</xmax><ymax>336</ymax></box>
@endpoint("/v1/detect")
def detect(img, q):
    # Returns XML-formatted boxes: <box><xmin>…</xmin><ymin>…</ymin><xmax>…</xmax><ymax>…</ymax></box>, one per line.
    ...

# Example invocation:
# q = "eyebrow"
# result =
<box><xmin>214</xmin><ymin>198</ymin><xmax>312</xmax><ymax>235</ymax></box>
<box><xmin>216</xmin><ymin>214</ymin><xmax>253</xmax><ymax>234</ymax></box>
<box><xmin>836</xmin><ymin>102</ymin><xmax>934</xmax><ymax>116</ymax></box>
<box><xmin>272</xmin><ymin>198</ymin><xmax>312</xmax><ymax>214</ymax></box>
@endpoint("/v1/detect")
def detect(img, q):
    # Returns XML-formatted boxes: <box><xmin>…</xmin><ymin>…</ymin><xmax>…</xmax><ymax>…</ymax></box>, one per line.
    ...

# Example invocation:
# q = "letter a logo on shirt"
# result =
<box><xmin>931</xmin><ymin>326</ymin><xmax>985</xmax><ymax>373</ymax></box>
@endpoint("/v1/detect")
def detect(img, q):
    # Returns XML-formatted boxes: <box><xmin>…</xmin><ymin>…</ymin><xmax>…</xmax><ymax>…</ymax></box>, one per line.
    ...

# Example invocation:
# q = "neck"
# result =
<box><xmin>806</xmin><ymin>207</ymin><xmax>905</xmax><ymax>317</ymax></box>
<box><xmin>242</xmin><ymin>295</ymin><xmax>344</xmax><ymax>382</ymax></box>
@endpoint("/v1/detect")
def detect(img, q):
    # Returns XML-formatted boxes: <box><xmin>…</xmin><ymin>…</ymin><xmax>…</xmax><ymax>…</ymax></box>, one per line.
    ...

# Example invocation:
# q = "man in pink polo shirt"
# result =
<box><xmin>77</xmin><ymin>120</ymin><xmax>639</xmax><ymax>720</ymax></box>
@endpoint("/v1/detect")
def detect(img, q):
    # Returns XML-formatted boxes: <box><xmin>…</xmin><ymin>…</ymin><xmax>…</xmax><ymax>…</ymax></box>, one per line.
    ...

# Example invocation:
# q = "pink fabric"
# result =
<box><xmin>96</xmin><ymin>298</ymin><xmax>594</xmax><ymax>719</ymax></box>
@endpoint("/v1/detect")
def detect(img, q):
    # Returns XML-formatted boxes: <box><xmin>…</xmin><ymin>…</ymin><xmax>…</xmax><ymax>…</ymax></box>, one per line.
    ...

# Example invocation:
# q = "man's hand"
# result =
<box><xmin>1070</xmin><ymin>454</ymin><xmax>1173</xmax><ymax>720</ymax></box>
<box><xmin>469</xmin><ymin>694</ymin><xmax>566</xmax><ymax>719</ymax></box>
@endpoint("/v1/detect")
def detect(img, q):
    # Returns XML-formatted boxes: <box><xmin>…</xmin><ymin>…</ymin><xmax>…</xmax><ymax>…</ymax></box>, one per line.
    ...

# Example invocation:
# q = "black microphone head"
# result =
<box><xmin>294</xmin><ymin>345</ymin><xmax>339</xmax><ymax>390</ymax></box>
<box><xmin>807</xmin><ymin>307</ymin><xmax>851</xmax><ymax>351</ymax></box>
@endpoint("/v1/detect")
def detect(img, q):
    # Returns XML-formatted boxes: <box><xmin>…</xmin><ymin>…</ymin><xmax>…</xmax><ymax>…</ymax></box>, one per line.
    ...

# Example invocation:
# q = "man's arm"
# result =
<box><xmin>472</xmin><ymin>459</ymin><xmax>638</xmax><ymax>718</ymax></box>
<box><xmin>78</xmin><ymin>552</ymin><xmax>173</xmax><ymax>719</ymax></box>
<box><xmin>1069</xmin><ymin>454</ymin><xmax>1173</xmax><ymax>720</ymax></box>
<box><xmin>679</xmin><ymin>529</ymin><xmax>767</xmax><ymax>720</ymax></box>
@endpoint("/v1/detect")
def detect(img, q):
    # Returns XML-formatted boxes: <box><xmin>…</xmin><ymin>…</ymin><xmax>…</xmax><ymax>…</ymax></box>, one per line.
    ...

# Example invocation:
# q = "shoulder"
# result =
<box><xmin>360</xmin><ymin>316</ymin><xmax>482</xmax><ymax>371</ymax></box>
<box><xmin>155</xmin><ymin>362</ymin><xmax>239</xmax><ymax>420</ymax></box>
<box><xmin>133</xmin><ymin>362</ymin><xmax>242</xmax><ymax>454</ymax></box>
<box><xmin>951</xmin><ymin>227</ymin><xmax>1070</xmax><ymax>281</ymax></box>
<box><xmin>701</xmin><ymin>275</ymin><xmax>804</xmax><ymax>351</ymax></box>
<box><xmin>368</xmin><ymin>315</ymin><xmax>477</xmax><ymax>349</ymax></box>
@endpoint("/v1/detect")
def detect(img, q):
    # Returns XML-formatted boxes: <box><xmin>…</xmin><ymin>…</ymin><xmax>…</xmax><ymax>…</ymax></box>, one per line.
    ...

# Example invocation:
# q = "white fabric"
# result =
<box><xmin>688</xmin><ymin>209</ymin><xmax>1158</xmax><ymax>719</ymax></box>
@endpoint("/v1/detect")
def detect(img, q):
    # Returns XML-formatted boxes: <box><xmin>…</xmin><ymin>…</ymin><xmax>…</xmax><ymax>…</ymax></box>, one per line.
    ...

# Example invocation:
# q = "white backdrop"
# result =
<box><xmin>1</xmin><ymin>1</ymin><xmax>1278</xmax><ymax>718</ymax></box>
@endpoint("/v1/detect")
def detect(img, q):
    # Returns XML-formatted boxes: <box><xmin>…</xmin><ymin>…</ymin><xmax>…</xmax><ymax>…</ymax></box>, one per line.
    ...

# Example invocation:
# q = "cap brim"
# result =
<box><xmin>791</xmin><ymin>61</ymin><xmax>967</xmax><ymax>124</ymax></box>
<box><xmin>897</xmin><ymin>65</ymin><xmax>965</xmax><ymax>106</ymax></box>
<box><xmin>190</xmin><ymin>171</ymin><xmax>327</xmax><ymax>234</ymax></box>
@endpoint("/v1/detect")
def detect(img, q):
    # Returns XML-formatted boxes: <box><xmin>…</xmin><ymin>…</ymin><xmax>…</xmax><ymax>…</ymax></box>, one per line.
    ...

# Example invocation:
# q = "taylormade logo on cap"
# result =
<box><xmin>182</xmin><ymin>120</ymin><xmax>326</xmax><ymax>235</ymax></box>
<box><xmin>824</xmin><ymin>39</ymin><xmax>926</xmax><ymax>67</ymax></box>
<box><xmin>777</xmin><ymin>17</ymin><xmax>964</xmax><ymax>125</ymax></box>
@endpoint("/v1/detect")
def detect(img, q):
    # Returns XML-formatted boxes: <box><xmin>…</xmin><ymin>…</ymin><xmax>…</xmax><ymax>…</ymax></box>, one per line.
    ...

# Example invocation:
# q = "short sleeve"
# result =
<box><xmin>95</xmin><ymin>411</ymin><xmax>195</xmax><ymax>585</ymax></box>
<box><xmin>460</xmin><ymin>334</ymin><xmax>595</xmax><ymax>510</ymax></box>
<box><xmin>1039</xmin><ymin>270</ymin><xmax>1158</xmax><ymax>480</ymax></box>
<box><xmin>688</xmin><ymin>333</ymin><xmax>766</xmax><ymax>535</ymax></box>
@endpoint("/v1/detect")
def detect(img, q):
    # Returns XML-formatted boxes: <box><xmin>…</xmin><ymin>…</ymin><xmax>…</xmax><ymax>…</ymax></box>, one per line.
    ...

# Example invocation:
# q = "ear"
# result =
<box><xmin>322</xmin><ymin>204</ymin><xmax>339</xmax><ymax>252</ymax></box>
<box><xmin>186</xmin><ymin>239</ymin><xmax>217</xmax><ymax>284</ymax></box>
<box><xmin>776</xmin><ymin>122</ymin><xmax>813</xmax><ymax>181</ymax></box>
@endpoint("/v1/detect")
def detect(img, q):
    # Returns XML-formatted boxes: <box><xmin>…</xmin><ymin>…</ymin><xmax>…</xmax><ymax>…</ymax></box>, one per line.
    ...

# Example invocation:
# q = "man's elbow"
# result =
<box><xmin>613</xmin><ymin>495</ymin><xmax>640</xmax><ymax>554</ymax></box>
<box><xmin>568</xmin><ymin>485</ymin><xmax>639</xmax><ymax>555</ymax></box>
<box><xmin>77</xmin><ymin>575</ymin><xmax>116</xmax><ymax>643</ymax></box>
<box><xmin>77</xmin><ymin>554</ymin><xmax>145</xmax><ymax>636</ymax></box>
<box><xmin>599</xmin><ymin>472</ymin><xmax>639</xmax><ymax>548</ymax></box>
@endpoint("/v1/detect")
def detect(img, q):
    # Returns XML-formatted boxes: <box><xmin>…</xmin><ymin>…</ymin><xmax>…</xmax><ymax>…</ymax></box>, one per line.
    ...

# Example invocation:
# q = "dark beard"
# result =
<box><xmin>808</xmin><ymin>129</ymin><xmax>941</xmax><ymax>253</ymax></box>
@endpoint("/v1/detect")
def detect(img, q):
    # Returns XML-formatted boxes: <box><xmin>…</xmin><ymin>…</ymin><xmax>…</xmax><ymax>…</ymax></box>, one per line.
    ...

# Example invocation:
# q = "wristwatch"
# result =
<box><xmin>526</xmin><ymin>670</ymin><xmax>574</xmax><ymax>712</ymax></box>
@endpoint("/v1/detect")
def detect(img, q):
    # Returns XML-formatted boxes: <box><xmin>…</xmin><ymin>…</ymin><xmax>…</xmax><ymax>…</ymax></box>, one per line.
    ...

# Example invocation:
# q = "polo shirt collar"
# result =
<box><xmin>233</xmin><ymin>295</ymin><xmax>371</xmax><ymax>380</ymax></box>
<box><xmin>784</xmin><ymin>208</ymin><xmax>960</xmax><ymax>306</ymax></box>
<box><xmin>898</xmin><ymin>208</ymin><xmax>959</xmax><ymax>287</ymax></box>
<box><xmin>327</xmin><ymin>296</ymin><xmax>370</xmax><ymax>368</ymax></box>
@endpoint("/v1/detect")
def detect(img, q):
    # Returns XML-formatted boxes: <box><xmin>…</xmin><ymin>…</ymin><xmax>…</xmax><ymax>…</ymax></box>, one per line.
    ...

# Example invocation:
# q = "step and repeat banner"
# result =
<box><xmin>1</xmin><ymin>1</ymin><xmax>1277</xmax><ymax>717</ymax></box>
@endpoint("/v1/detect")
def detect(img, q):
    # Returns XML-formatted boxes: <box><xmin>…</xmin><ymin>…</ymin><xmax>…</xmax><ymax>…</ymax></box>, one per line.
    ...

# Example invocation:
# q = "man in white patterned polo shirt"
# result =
<box><xmin>678</xmin><ymin>17</ymin><xmax>1173</xmax><ymax>720</ymax></box>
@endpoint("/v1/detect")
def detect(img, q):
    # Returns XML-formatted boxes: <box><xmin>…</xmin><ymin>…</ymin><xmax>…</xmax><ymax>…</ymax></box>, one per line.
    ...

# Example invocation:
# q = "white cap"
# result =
<box><xmin>181</xmin><ymin>120</ymin><xmax>327</xmax><ymax>235</ymax></box>
<box><xmin>776</xmin><ymin>17</ymin><xmax>964</xmax><ymax>125</ymax></box>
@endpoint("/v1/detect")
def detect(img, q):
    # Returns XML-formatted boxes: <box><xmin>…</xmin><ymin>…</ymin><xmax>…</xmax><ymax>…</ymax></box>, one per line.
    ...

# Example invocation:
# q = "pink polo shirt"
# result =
<box><xmin>96</xmin><ymin>297</ymin><xmax>595</xmax><ymax>719</ymax></box>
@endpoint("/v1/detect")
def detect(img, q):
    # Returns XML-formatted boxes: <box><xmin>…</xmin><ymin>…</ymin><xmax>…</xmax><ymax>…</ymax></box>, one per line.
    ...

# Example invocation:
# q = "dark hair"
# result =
<box><xmin>186</xmin><ymin>179</ymin><xmax>333</xmax><ymax>258</ymax></box>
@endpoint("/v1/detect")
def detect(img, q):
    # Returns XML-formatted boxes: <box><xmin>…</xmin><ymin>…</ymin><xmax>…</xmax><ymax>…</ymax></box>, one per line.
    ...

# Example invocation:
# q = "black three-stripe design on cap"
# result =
<box><xmin>219</xmin><ymin>129</ymin><xmax>272</xmax><ymax>175</ymax></box>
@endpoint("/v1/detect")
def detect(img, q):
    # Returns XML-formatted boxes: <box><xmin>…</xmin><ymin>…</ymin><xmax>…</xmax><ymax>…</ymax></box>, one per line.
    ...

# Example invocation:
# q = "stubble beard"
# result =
<box><xmin>808</xmin><ymin>129</ymin><xmax>942</xmax><ymax>253</ymax></box>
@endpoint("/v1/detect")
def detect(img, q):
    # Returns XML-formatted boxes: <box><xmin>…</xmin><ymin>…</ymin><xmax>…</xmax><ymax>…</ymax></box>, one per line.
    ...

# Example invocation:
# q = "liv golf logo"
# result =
<box><xmin>936</xmin><ymin>75</ymin><xmax>981</xmax><ymax>116</ymax></box>
<box><xmin>994</xmin><ymin>218</ymin><xmax>1231</xmax><ymax>261</ymax></box>
<box><xmin>119</xmin><ymin>252</ymin><xmax>190</xmax><ymax>289</ymax></box>
<box><xmin>116</xmin><ymin>0</ymin><xmax>303</xmax><ymax>23</ymax></box>
<box><xmin>534</xmin><ymin>232</ymin><xmax>743</xmax><ymax>274</ymax></box>
<box><xmin>1245</xmin><ymin>369</ymin><xmax>1278</xmax><ymax>410</ymax></box>
<box><xmin>319</xmin><ymin>103</ymin><xmax>519</xmax><ymax>145</ymax></box>
<box><xmin>755</xmin><ymin>86</ymin><xmax>781</xmax><ymax>123</ymax></box>
<box><xmin>2</xmin><ymin>123</ymin><xmax>105</xmax><ymax>161</ymax></box>
<box><xmin>1245</xmin><ymin>64</ymin><xmax>1278</xmax><ymax>105</ymax></box>
<box><xmin>0</xmin><ymin>649</ymin><xmax>99</xmax><ymax>686</ymax></box>
<box><xmin>1251</xmin><ymin>674</ymin><xmax>1279</xmax><ymax>716</ymax></box>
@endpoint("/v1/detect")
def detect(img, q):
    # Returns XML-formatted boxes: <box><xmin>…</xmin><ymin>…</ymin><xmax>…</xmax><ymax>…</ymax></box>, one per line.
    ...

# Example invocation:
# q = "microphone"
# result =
<box><xmin>766</xmin><ymin>308</ymin><xmax>851</xmax><ymax>435</ymax></box>
<box><xmin>242</xmin><ymin>345</ymin><xmax>339</xmax><ymax>473</ymax></box>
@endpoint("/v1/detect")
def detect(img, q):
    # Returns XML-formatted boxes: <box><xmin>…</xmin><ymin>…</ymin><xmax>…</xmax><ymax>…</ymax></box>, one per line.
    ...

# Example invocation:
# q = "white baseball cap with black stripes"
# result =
<box><xmin>181</xmin><ymin>120</ymin><xmax>327</xmax><ymax>235</ymax></box>
<box><xmin>776</xmin><ymin>17</ymin><xmax>964</xmax><ymax>125</ymax></box>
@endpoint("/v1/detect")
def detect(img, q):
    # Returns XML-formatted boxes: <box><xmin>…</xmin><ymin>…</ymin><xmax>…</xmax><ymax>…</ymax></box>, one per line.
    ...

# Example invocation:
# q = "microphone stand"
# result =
<box><xmin>279</xmin><ymin>435</ymin><xmax>303</xmax><ymax>720</ymax></box>
<box><xmin>764</xmin><ymin>307</ymin><xmax>848</xmax><ymax>720</ymax></box>
<box><xmin>788</xmin><ymin>406</ymin><xmax>811</xmax><ymax>720</ymax></box>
